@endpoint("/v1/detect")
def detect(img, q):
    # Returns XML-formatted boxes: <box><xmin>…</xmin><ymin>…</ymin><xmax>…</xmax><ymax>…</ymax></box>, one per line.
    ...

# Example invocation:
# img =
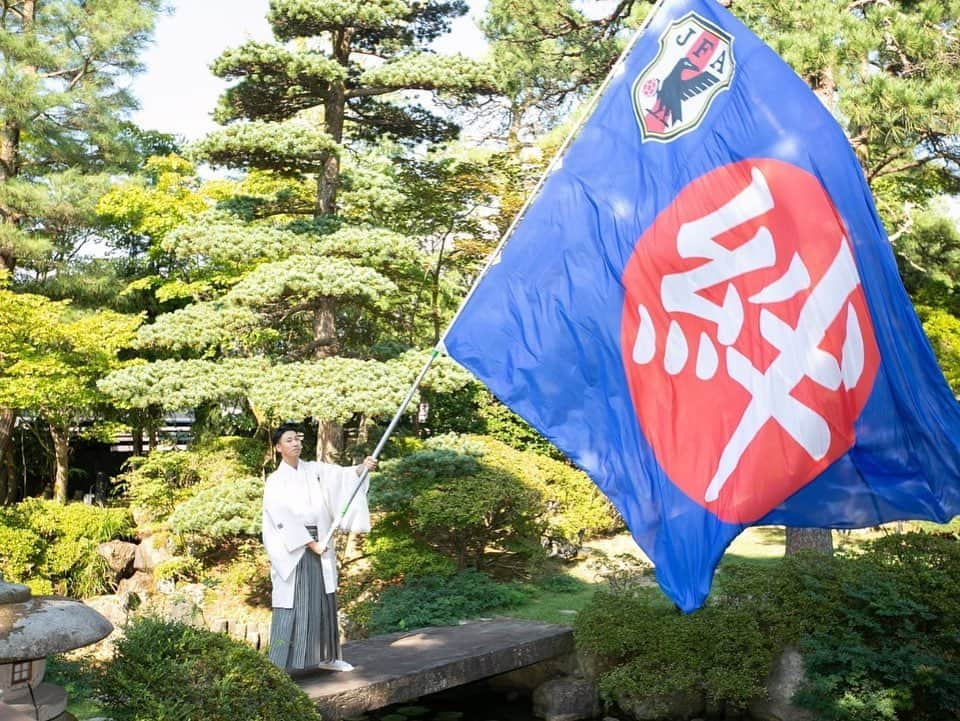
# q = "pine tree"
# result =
<box><xmin>104</xmin><ymin>1</ymin><xmax>492</xmax><ymax>460</ymax></box>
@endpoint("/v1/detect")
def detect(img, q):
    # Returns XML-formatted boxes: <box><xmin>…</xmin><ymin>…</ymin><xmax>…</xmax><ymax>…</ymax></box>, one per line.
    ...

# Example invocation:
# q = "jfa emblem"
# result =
<box><xmin>633</xmin><ymin>13</ymin><xmax>734</xmax><ymax>142</ymax></box>
<box><xmin>620</xmin><ymin>160</ymin><xmax>881</xmax><ymax>523</ymax></box>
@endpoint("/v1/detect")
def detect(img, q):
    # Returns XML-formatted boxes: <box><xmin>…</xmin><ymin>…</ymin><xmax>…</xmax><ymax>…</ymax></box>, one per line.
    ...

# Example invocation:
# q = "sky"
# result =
<box><xmin>131</xmin><ymin>0</ymin><xmax>488</xmax><ymax>142</ymax></box>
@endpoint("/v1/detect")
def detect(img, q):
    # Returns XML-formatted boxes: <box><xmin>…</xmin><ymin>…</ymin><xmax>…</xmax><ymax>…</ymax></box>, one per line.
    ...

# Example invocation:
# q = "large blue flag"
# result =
<box><xmin>443</xmin><ymin>0</ymin><xmax>960</xmax><ymax>611</ymax></box>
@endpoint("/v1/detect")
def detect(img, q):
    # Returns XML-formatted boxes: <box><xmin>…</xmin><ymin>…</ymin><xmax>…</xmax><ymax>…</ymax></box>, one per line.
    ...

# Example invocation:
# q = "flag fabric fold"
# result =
<box><xmin>443</xmin><ymin>0</ymin><xmax>960</xmax><ymax>611</ymax></box>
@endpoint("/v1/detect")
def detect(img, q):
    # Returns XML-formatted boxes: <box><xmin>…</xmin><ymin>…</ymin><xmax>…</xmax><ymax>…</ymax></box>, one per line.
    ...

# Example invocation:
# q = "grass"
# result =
<box><xmin>490</xmin><ymin>575</ymin><xmax>598</xmax><ymax>625</ymax></box>
<box><xmin>488</xmin><ymin>524</ymin><xmax>925</xmax><ymax>625</ymax></box>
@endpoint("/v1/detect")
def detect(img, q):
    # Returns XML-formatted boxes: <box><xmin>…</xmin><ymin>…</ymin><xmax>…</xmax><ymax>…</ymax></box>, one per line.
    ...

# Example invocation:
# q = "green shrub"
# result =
<box><xmin>425</xmin><ymin>434</ymin><xmax>620</xmax><ymax>541</ymax></box>
<box><xmin>168</xmin><ymin>475</ymin><xmax>263</xmax><ymax>539</ymax></box>
<box><xmin>15</xmin><ymin>497</ymin><xmax>135</xmax><ymax>542</ymax></box>
<box><xmin>215</xmin><ymin>545</ymin><xmax>271</xmax><ymax>605</ymax></box>
<box><xmin>0</xmin><ymin>524</ymin><xmax>43</xmax><ymax>583</ymax></box>
<box><xmin>154</xmin><ymin>556</ymin><xmax>203</xmax><ymax>583</ymax></box>
<box><xmin>371</xmin><ymin>446</ymin><xmax>545</xmax><ymax>574</ymax></box>
<box><xmin>576</xmin><ymin>587</ymin><xmax>785</xmax><ymax>713</ymax></box>
<box><xmin>574</xmin><ymin>533</ymin><xmax>960</xmax><ymax>721</ymax></box>
<box><xmin>364</xmin><ymin>525</ymin><xmax>457</xmax><ymax>581</ymax></box>
<box><xmin>117</xmin><ymin>450</ymin><xmax>198</xmax><ymax>517</ymax></box>
<box><xmin>475</xmin><ymin>389</ymin><xmax>566</xmax><ymax>460</ymax></box>
<box><xmin>0</xmin><ymin>498</ymin><xmax>133</xmax><ymax>597</ymax></box>
<box><xmin>365</xmin><ymin>570</ymin><xmax>532</xmax><ymax>634</ymax></box>
<box><xmin>793</xmin><ymin>533</ymin><xmax>960</xmax><ymax>721</ymax></box>
<box><xmin>118</xmin><ymin>436</ymin><xmax>264</xmax><ymax>519</ymax></box>
<box><xmin>46</xmin><ymin>655</ymin><xmax>102</xmax><ymax>717</ymax></box>
<box><xmin>95</xmin><ymin>617</ymin><xmax>321</xmax><ymax>721</ymax></box>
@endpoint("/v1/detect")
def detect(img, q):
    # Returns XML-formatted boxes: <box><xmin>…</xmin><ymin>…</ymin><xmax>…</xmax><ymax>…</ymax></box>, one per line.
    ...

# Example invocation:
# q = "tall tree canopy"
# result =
<box><xmin>0</xmin><ymin>0</ymin><xmax>162</xmax><ymax>500</ymax></box>
<box><xmin>101</xmin><ymin>1</ymin><xmax>494</xmax><ymax>460</ymax></box>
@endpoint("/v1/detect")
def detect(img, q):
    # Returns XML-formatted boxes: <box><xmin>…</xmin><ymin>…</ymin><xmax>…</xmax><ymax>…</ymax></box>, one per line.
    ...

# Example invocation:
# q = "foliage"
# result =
<box><xmin>574</xmin><ymin>532</ymin><xmax>960</xmax><ymax>721</ymax></box>
<box><xmin>192</xmin><ymin>120</ymin><xmax>339</xmax><ymax>176</ymax></box>
<box><xmin>916</xmin><ymin>305</ymin><xmax>960</xmax><ymax>393</ymax></box>
<box><xmin>0</xmin><ymin>289</ymin><xmax>141</xmax><ymax>423</ymax></box>
<box><xmin>575</xmin><ymin>573</ymin><xmax>794</xmax><ymax>713</ymax></box>
<box><xmin>364</xmin><ymin>524</ymin><xmax>458</xmax><ymax>582</ymax></box>
<box><xmin>96</xmin><ymin>155</ymin><xmax>211</xmax><ymax>244</ymax></box>
<box><xmin>371</xmin><ymin>444</ymin><xmax>545</xmax><ymax>574</ymax></box>
<box><xmin>46</xmin><ymin>656</ymin><xmax>104</xmax><ymax>719</ymax></box>
<box><xmin>153</xmin><ymin>557</ymin><xmax>203</xmax><ymax>583</ymax></box>
<box><xmin>116</xmin><ymin>451</ymin><xmax>201</xmax><ymax>518</ymax></box>
<box><xmin>168</xmin><ymin>475</ymin><xmax>264</xmax><ymax>540</ymax></box>
<box><xmin>0</xmin><ymin>284</ymin><xmax>142</xmax><ymax>501</ymax></box>
<box><xmin>367</xmin><ymin>434</ymin><xmax>617</xmax><ymax>584</ymax></box>
<box><xmin>482</xmin><ymin>0</ymin><xmax>639</xmax><ymax>142</ymax></box>
<box><xmin>116</xmin><ymin>436</ymin><xmax>264</xmax><ymax>519</ymax></box>
<box><xmin>894</xmin><ymin>209</ymin><xmax>960</xmax><ymax>316</ymax></box>
<box><xmin>0</xmin><ymin>498</ymin><xmax>134</xmax><ymax>596</ymax></box>
<box><xmin>477</xmin><ymin>391</ymin><xmax>567</xmax><ymax>460</ymax></box>
<box><xmin>95</xmin><ymin>617</ymin><xmax>322</xmax><ymax>721</ymax></box>
<box><xmin>0</xmin><ymin>524</ymin><xmax>44</xmax><ymax>583</ymax></box>
<box><xmin>425</xmin><ymin>434</ymin><xmax>619</xmax><ymax>540</ymax></box>
<box><xmin>363</xmin><ymin>570</ymin><xmax>531</xmax><ymax>635</ymax></box>
<box><xmin>0</xmin><ymin>0</ymin><xmax>164</xmax><ymax>273</ymax></box>
<box><xmin>793</xmin><ymin>533</ymin><xmax>960</xmax><ymax>721</ymax></box>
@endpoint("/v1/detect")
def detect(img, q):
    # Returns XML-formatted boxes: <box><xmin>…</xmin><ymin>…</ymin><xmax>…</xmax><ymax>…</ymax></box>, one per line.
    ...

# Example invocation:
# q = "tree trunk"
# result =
<box><xmin>0</xmin><ymin>459</ymin><xmax>8</xmax><ymax>505</ymax></box>
<box><xmin>0</xmin><ymin>409</ymin><xmax>15</xmax><ymax>505</ymax></box>
<box><xmin>50</xmin><ymin>425</ymin><xmax>70</xmax><ymax>504</ymax></box>
<box><xmin>312</xmin><ymin>298</ymin><xmax>339</xmax><ymax>358</ymax></box>
<box><xmin>316</xmin><ymin>421</ymin><xmax>343</xmax><ymax>464</ymax></box>
<box><xmin>2</xmin><ymin>449</ymin><xmax>16</xmax><ymax>505</ymax></box>
<box><xmin>131</xmin><ymin>425</ymin><xmax>144</xmax><ymax>456</ymax></box>
<box><xmin>785</xmin><ymin>527</ymin><xmax>834</xmax><ymax>556</ymax></box>
<box><xmin>0</xmin><ymin>0</ymin><xmax>31</xmax><ymax>271</ymax></box>
<box><xmin>312</xmin><ymin>30</ymin><xmax>352</xmax><ymax>461</ymax></box>
<box><xmin>316</xmin><ymin>30</ymin><xmax>348</xmax><ymax>216</ymax></box>
<box><xmin>313</xmin><ymin>298</ymin><xmax>343</xmax><ymax>462</ymax></box>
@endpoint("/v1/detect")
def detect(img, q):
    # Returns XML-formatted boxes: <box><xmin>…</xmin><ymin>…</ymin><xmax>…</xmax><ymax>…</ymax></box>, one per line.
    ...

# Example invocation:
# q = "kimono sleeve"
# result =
<box><xmin>318</xmin><ymin>462</ymin><xmax>371</xmax><ymax>533</ymax></box>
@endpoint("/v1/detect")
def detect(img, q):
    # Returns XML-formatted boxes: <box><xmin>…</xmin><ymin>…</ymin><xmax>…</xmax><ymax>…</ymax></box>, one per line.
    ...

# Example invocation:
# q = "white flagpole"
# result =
<box><xmin>319</xmin><ymin>0</ymin><xmax>670</xmax><ymax>551</ymax></box>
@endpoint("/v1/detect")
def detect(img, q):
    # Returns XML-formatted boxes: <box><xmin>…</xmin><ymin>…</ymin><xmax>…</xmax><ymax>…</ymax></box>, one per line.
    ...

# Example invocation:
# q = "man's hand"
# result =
<box><xmin>308</xmin><ymin>540</ymin><xmax>327</xmax><ymax>555</ymax></box>
<box><xmin>356</xmin><ymin>456</ymin><xmax>378</xmax><ymax>476</ymax></box>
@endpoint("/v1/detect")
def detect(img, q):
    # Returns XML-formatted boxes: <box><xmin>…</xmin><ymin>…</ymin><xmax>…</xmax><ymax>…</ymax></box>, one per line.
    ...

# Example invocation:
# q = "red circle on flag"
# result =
<box><xmin>620</xmin><ymin>159</ymin><xmax>880</xmax><ymax>523</ymax></box>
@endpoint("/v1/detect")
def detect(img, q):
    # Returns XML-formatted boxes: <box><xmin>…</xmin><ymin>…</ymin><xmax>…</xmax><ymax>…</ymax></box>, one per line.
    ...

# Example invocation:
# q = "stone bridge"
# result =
<box><xmin>295</xmin><ymin>619</ymin><xmax>575</xmax><ymax>720</ymax></box>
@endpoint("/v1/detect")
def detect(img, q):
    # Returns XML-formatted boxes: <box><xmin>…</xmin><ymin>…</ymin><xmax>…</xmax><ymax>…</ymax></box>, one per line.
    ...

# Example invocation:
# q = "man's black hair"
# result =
<box><xmin>271</xmin><ymin>423</ymin><xmax>302</xmax><ymax>447</ymax></box>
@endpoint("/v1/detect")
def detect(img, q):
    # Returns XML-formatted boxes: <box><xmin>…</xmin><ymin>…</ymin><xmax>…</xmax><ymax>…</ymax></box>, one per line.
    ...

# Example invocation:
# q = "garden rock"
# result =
<box><xmin>152</xmin><ymin>589</ymin><xmax>204</xmax><ymax>627</ymax></box>
<box><xmin>749</xmin><ymin>648</ymin><xmax>815</xmax><ymax>721</ymax></box>
<box><xmin>614</xmin><ymin>688</ymin><xmax>705</xmax><ymax>721</ymax></box>
<box><xmin>84</xmin><ymin>595</ymin><xmax>131</xmax><ymax>629</ymax></box>
<box><xmin>97</xmin><ymin>540</ymin><xmax>137</xmax><ymax>577</ymax></box>
<box><xmin>116</xmin><ymin>571</ymin><xmax>153</xmax><ymax>598</ymax></box>
<box><xmin>133</xmin><ymin>533</ymin><xmax>174</xmax><ymax>571</ymax></box>
<box><xmin>532</xmin><ymin>677</ymin><xmax>600</xmax><ymax>721</ymax></box>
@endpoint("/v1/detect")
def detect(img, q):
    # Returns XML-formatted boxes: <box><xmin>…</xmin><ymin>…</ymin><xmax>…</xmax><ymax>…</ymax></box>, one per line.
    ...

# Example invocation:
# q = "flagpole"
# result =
<box><xmin>318</xmin><ymin>1</ymin><xmax>669</xmax><ymax>551</ymax></box>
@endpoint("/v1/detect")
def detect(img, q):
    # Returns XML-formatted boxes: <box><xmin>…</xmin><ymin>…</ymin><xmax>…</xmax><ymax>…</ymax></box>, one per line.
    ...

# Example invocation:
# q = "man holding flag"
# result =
<box><xmin>442</xmin><ymin>0</ymin><xmax>960</xmax><ymax>612</ymax></box>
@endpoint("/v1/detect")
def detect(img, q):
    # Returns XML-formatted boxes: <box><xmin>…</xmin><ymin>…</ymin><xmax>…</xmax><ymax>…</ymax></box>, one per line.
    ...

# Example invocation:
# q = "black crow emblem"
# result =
<box><xmin>649</xmin><ymin>57</ymin><xmax>721</xmax><ymax>128</ymax></box>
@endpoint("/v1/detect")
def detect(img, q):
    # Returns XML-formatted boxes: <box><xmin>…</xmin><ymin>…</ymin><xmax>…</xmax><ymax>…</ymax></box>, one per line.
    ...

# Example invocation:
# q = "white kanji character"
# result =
<box><xmin>704</xmin><ymin>238</ymin><xmax>866</xmax><ymax>502</ymax></box>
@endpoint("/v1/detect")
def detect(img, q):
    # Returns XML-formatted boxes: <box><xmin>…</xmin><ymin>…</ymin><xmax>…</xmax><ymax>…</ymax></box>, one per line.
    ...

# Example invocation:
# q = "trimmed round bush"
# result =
<box><xmin>168</xmin><ymin>474</ymin><xmax>263</xmax><ymax>538</ymax></box>
<box><xmin>96</xmin><ymin>617</ymin><xmax>321</xmax><ymax>721</ymax></box>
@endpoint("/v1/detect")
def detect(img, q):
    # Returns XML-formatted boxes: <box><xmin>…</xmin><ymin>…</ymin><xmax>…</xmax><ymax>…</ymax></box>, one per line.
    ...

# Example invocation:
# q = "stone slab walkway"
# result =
<box><xmin>295</xmin><ymin>619</ymin><xmax>574</xmax><ymax>720</ymax></box>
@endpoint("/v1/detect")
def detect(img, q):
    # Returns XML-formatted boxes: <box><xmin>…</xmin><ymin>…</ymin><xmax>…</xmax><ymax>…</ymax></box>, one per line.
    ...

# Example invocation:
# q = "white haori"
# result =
<box><xmin>262</xmin><ymin>459</ymin><xmax>371</xmax><ymax>608</ymax></box>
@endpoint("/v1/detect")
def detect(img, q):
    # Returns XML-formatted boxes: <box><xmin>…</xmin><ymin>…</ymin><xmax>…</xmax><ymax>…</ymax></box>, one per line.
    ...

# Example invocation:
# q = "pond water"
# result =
<box><xmin>357</xmin><ymin>681</ymin><xmax>612</xmax><ymax>721</ymax></box>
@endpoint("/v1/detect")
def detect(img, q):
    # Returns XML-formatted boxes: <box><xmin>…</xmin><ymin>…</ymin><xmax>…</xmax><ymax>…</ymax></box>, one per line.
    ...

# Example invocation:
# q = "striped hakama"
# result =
<box><xmin>268</xmin><ymin>526</ymin><xmax>341</xmax><ymax>670</ymax></box>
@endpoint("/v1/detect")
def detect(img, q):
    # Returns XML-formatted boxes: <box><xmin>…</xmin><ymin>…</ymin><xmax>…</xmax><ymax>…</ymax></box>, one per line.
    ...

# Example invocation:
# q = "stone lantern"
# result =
<box><xmin>0</xmin><ymin>577</ymin><xmax>112</xmax><ymax>721</ymax></box>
